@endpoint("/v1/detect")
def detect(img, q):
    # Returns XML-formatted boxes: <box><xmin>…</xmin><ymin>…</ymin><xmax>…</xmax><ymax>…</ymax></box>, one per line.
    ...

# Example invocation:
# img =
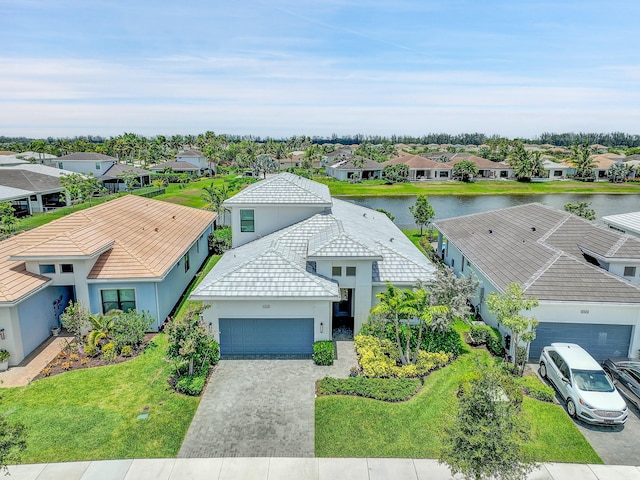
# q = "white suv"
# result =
<box><xmin>539</xmin><ymin>343</ymin><xmax>627</xmax><ymax>425</ymax></box>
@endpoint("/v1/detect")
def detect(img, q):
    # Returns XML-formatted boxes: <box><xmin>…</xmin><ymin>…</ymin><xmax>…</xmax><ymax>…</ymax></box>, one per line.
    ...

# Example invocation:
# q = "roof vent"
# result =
<box><xmin>531</xmin><ymin>227</ymin><xmax>536</xmax><ymax>232</ymax></box>
<box><xmin>363</xmin><ymin>213</ymin><xmax>367</xmax><ymax>217</ymax></box>
<box><xmin>488</xmin><ymin>229</ymin><xmax>493</xmax><ymax>234</ymax></box>
<box><xmin>390</xmin><ymin>238</ymin><xmax>394</xmax><ymax>242</ymax></box>
<box><xmin>154</xmin><ymin>227</ymin><xmax>159</xmax><ymax>232</ymax></box>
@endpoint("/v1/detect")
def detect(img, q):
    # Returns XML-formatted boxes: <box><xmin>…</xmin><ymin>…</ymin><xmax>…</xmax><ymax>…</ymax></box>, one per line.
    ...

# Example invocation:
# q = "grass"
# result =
<box><xmin>0</xmin><ymin>334</ymin><xmax>198</xmax><ymax>463</ymax></box>
<box><xmin>315</xmin><ymin>348</ymin><xmax>601</xmax><ymax>463</ymax></box>
<box><xmin>172</xmin><ymin>254</ymin><xmax>221</xmax><ymax>320</ymax></box>
<box><xmin>316</xmin><ymin>177</ymin><xmax>640</xmax><ymax>196</ymax></box>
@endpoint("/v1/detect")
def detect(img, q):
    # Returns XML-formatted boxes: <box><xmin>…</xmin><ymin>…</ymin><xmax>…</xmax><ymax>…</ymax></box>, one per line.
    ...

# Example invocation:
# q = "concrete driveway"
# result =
<box><xmin>178</xmin><ymin>342</ymin><xmax>356</xmax><ymax>458</ymax></box>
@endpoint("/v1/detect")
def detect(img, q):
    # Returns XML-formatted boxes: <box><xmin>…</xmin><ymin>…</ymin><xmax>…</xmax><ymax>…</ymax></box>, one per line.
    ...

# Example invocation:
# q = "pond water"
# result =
<box><xmin>339</xmin><ymin>193</ymin><xmax>640</xmax><ymax>229</ymax></box>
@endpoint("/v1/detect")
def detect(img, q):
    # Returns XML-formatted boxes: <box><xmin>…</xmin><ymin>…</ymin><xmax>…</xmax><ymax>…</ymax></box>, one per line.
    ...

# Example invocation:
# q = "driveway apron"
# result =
<box><xmin>178</xmin><ymin>341</ymin><xmax>355</xmax><ymax>458</ymax></box>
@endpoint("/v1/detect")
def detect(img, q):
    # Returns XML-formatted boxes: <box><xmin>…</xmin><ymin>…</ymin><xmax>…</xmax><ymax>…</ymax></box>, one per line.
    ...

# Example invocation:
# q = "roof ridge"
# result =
<box><xmin>522</xmin><ymin>252</ymin><xmax>563</xmax><ymax>291</ymax></box>
<box><xmin>374</xmin><ymin>240</ymin><xmax>426</xmax><ymax>272</ymax></box>
<box><xmin>538</xmin><ymin>210</ymin><xmax>571</xmax><ymax>243</ymax></box>
<box><xmin>605</xmin><ymin>234</ymin><xmax>630</xmax><ymax>257</ymax></box>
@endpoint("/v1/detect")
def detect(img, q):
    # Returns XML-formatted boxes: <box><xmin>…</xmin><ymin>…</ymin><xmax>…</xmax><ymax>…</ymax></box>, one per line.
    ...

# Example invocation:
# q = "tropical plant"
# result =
<box><xmin>452</xmin><ymin>160</ymin><xmax>478</xmax><ymax>182</ymax></box>
<box><xmin>607</xmin><ymin>162</ymin><xmax>631</xmax><ymax>183</ymax></box>
<box><xmin>251</xmin><ymin>154</ymin><xmax>277</xmax><ymax>179</ymax></box>
<box><xmin>507</xmin><ymin>143</ymin><xmax>544</xmax><ymax>181</ymax></box>
<box><xmin>486</xmin><ymin>283</ymin><xmax>539</xmax><ymax>374</ymax></box>
<box><xmin>382</xmin><ymin>164</ymin><xmax>409</xmax><ymax>183</ymax></box>
<box><xmin>60</xmin><ymin>301</ymin><xmax>95</xmax><ymax>343</ymax></box>
<box><xmin>0</xmin><ymin>202</ymin><xmax>17</xmax><ymax>234</ymax></box>
<box><xmin>86</xmin><ymin>311</ymin><xmax>117</xmax><ymax>347</ymax></box>
<box><xmin>201</xmin><ymin>183</ymin><xmax>229</xmax><ymax>219</ymax></box>
<box><xmin>564</xmin><ymin>201</ymin><xmax>595</xmax><ymax>220</ymax></box>
<box><xmin>570</xmin><ymin>144</ymin><xmax>597</xmax><ymax>181</ymax></box>
<box><xmin>117</xmin><ymin>170</ymin><xmax>140</xmax><ymax>191</ymax></box>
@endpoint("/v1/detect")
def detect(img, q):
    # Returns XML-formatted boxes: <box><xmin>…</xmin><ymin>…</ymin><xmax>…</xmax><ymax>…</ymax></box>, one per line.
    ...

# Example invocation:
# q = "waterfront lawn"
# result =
<box><xmin>0</xmin><ymin>334</ymin><xmax>198</xmax><ymax>463</ymax></box>
<box><xmin>315</xmin><ymin>349</ymin><xmax>601</xmax><ymax>464</ymax></box>
<box><xmin>317</xmin><ymin>177</ymin><xmax>640</xmax><ymax>196</ymax></box>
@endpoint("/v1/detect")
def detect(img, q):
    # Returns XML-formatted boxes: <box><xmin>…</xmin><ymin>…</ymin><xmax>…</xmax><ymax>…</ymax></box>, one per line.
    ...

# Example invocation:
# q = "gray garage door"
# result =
<box><xmin>529</xmin><ymin>322</ymin><xmax>632</xmax><ymax>361</ymax></box>
<box><xmin>219</xmin><ymin>318</ymin><xmax>314</xmax><ymax>356</ymax></box>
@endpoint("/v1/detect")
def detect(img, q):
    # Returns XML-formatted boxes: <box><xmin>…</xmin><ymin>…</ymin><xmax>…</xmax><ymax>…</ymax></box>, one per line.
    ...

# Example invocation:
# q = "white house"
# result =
<box><xmin>55</xmin><ymin>152</ymin><xmax>118</xmax><ymax>176</ymax></box>
<box><xmin>434</xmin><ymin>203</ymin><xmax>640</xmax><ymax>361</ymax></box>
<box><xmin>602</xmin><ymin>211</ymin><xmax>640</xmax><ymax>238</ymax></box>
<box><xmin>191</xmin><ymin>173</ymin><xmax>437</xmax><ymax>357</ymax></box>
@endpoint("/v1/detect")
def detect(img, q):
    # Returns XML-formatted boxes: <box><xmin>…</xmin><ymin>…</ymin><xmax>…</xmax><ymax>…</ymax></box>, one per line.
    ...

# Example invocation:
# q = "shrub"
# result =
<box><xmin>120</xmin><ymin>345</ymin><xmax>133</xmax><ymax>357</ymax></box>
<box><xmin>60</xmin><ymin>361</ymin><xmax>72</xmax><ymax>370</ymax></box>
<box><xmin>516</xmin><ymin>375</ymin><xmax>555</xmax><ymax>402</ymax></box>
<box><xmin>469</xmin><ymin>324</ymin><xmax>503</xmax><ymax>356</ymax></box>
<box><xmin>109</xmin><ymin>310</ymin><xmax>153</xmax><ymax>352</ymax></box>
<box><xmin>360</xmin><ymin>321</ymin><xmax>464</xmax><ymax>357</ymax></box>
<box><xmin>312</xmin><ymin>341</ymin><xmax>335</xmax><ymax>366</ymax></box>
<box><xmin>317</xmin><ymin>376</ymin><xmax>421</xmax><ymax>401</ymax></box>
<box><xmin>102</xmin><ymin>342</ymin><xmax>117</xmax><ymax>362</ymax></box>
<box><xmin>175</xmin><ymin>373</ymin><xmax>207</xmax><ymax>396</ymax></box>
<box><xmin>84</xmin><ymin>344</ymin><xmax>99</xmax><ymax>357</ymax></box>
<box><xmin>69</xmin><ymin>353</ymin><xmax>79</xmax><ymax>362</ymax></box>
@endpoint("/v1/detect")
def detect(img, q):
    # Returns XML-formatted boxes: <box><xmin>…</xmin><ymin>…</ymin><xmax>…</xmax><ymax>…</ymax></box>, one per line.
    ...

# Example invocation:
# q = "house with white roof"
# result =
<box><xmin>434</xmin><ymin>203</ymin><xmax>640</xmax><ymax>361</ymax></box>
<box><xmin>191</xmin><ymin>173</ymin><xmax>437</xmax><ymax>357</ymax></box>
<box><xmin>602</xmin><ymin>211</ymin><xmax>640</xmax><ymax>238</ymax></box>
<box><xmin>0</xmin><ymin>195</ymin><xmax>216</xmax><ymax>364</ymax></box>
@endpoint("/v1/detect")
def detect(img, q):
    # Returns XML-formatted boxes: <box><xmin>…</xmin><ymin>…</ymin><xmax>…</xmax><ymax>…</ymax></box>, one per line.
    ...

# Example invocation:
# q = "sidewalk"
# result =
<box><xmin>7</xmin><ymin>458</ymin><xmax>640</xmax><ymax>480</ymax></box>
<box><xmin>0</xmin><ymin>335</ymin><xmax>70</xmax><ymax>387</ymax></box>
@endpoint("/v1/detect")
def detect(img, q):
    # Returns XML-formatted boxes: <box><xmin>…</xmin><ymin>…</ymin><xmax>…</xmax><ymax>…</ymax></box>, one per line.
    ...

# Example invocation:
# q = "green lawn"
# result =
<box><xmin>315</xmin><ymin>349</ymin><xmax>601</xmax><ymax>463</ymax></box>
<box><xmin>317</xmin><ymin>177</ymin><xmax>640</xmax><ymax>196</ymax></box>
<box><xmin>0</xmin><ymin>334</ymin><xmax>198</xmax><ymax>463</ymax></box>
<box><xmin>172</xmin><ymin>254</ymin><xmax>221</xmax><ymax>320</ymax></box>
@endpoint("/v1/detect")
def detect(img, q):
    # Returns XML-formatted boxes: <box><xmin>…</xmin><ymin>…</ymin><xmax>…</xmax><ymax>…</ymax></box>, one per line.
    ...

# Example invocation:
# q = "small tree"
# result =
<box><xmin>251</xmin><ymin>154</ymin><xmax>277</xmax><ymax>179</ymax></box>
<box><xmin>382</xmin><ymin>164</ymin><xmax>409</xmax><ymax>183</ymax></box>
<box><xmin>0</xmin><ymin>202</ymin><xmax>17</xmax><ymax>235</ymax></box>
<box><xmin>453</xmin><ymin>160</ymin><xmax>479</xmax><ymax>182</ymax></box>
<box><xmin>117</xmin><ymin>171</ymin><xmax>141</xmax><ymax>191</ymax></box>
<box><xmin>165</xmin><ymin>304</ymin><xmax>216</xmax><ymax>376</ymax></box>
<box><xmin>60</xmin><ymin>301</ymin><xmax>94</xmax><ymax>343</ymax></box>
<box><xmin>486</xmin><ymin>283</ymin><xmax>538</xmax><ymax>374</ymax></box>
<box><xmin>409</xmin><ymin>194</ymin><xmax>435</xmax><ymax>237</ymax></box>
<box><xmin>440</xmin><ymin>362</ymin><xmax>535</xmax><ymax>480</ymax></box>
<box><xmin>426</xmin><ymin>267</ymin><xmax>479</xmax><ymax>332</ymax></box>
<box><xmin>564</xmin><ymin>201</ymin><xmax>595</xmax><ymax>221</ymax></box>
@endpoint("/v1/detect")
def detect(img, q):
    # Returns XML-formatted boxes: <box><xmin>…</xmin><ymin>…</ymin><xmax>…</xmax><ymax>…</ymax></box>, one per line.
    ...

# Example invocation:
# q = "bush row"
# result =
<box><xmin>317</xmin><ymin>376</ymin><xmax>422</xmax><ymax>402</ymax></box>
<box><xmin>468</xmin><ymin>324</ymin><xmax>503</xmax><ymax>356</ymax></box>
<box><xmin>312</xmin><ymin>341</ymin><xmax>335</xmax><ymax>365</ymax></box>
<box><xmin>354</xmin><ymin>335</ymin><xmax>450</xmax><ymax>378</ymax></box>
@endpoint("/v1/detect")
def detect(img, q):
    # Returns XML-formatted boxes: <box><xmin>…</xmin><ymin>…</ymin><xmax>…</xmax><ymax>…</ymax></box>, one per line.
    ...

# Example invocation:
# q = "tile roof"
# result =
<box><xmin>223</xmin><ymin>172</ymin><xmax>332</xmax><ymax>206</ymax></box>
<box><xmin>0</xmin><ymin>196</ymin><xmax>216</xmax><ymax>303</ymax></box>
<box><xmin>9</xmin><ymin>164</ymin><xmax>79</xmax><ymax>178</ymax></box>
<box><xmin>57</xmin><ymin>152</ymin><xmax>118</xmax><ymax>162</ymax></box>
<box><xmin>176</xmin><ymin>149</ymin><xmax>204</xmax><ymax>157</ymax></box>
<box><xmin>602</xmin><ymin>212</ymin><xmax>640</xmax><ymax>236</ymax></box>
<box><xmin>150</xmin><ymin>161</ymin><xmax>200</xmax><ymax>171</ymax></box>
<box><xmin>383</xmin><ymin>155</ymin><xmax>450</xmax><ymax>169</ymax></box>
<box><xmin>0</xmin><ymin>169</ymin><xmax>63</xmax><ymax>192</ymax></box>
<box><xmin>434</xmin><ymin>203</ymin><xmax>640</xmax><ymax>303</ymax></box>
<box><xmin>101</xmin><ymin>163</ymin><xmax>152</xmax><ymax>180</ymax></box>
<box><xmin>0</xmin><ymin>185</ymin><xmax>32</xmax><ymax>201</ymax></box>
<box><xmin>326</xmin><ymin>157</ymin><xmax>383</xmax><ymax>171</ymax></box>
<box><xmin>193</xmin><ymin>197</ymin><xmax>436</xmax><ymax>300</ymax></box>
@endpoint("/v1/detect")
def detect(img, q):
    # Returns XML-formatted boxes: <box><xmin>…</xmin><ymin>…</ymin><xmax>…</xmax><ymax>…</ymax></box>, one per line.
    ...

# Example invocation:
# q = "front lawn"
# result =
<box><xmin>0</xmin><ymin>334</ymin><xmax>198</xmax><ymax>463</ymax></box>
<box><xmin>315</xmin><ymin>349</ymin><xmax>601</xmax><ymax>463</ymax></box>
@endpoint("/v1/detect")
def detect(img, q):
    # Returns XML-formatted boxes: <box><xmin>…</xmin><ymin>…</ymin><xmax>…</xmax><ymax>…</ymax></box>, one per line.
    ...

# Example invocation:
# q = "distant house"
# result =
<box><xmin>55</xmin><ymin>152</ymin><xmax>151</xmax><ymax>190</ymax></box>
<box><xmin>541</xmin><ymin>159</ymin><xmax>574</xmax><ymax>180</ymax></box>
<box><xmin>383</xmin><ymin>155</ymin><xmax>452</xmax><ymax>181</ymax></box>
<box><xmin>325</xmin><ymin>157</ymin><xmax>383</xmax><ymax>180</ymax></box>
<box><xmin>150</xmin><ymin>161</ymin><xmax>200</xmax><ymax>177</ymax></box>
<box><xmin>592</xmin><ymin>154</ymin><xmax>624</xmax><ymax>181</ymax></box>
<box><xmin>176</xmin><ymin>149</ymin><xmax>210</xmax><ymax>171</ymax></box>
<box><xmin>0</xmin><ymin>195</ymin><xmax>216</xmax><ymax>364</ymax></box>
<box><xmin>440</xmin><ymin>153</ymin><xmax>513</xmax><ymax>179</ymax></box>
<box><xmin>191</xmin><ymin>173</ymin><xmax>436</xmax><ymax>357</ymax></box>
<box><xmin>434</xmin><ymin>203</ymin><xmax>640</xmax><ymax>361</ymax></box>
<box><xmin>602</xmin><ymin>212</ymin><xmax>640</xmax><ymax>238</ymax></box>
<box><xmin>100</xmin><ymin>164</ymin><xmax>152</xmax><ymax>193</ymax></box>
<box><xmin>0</xmin><ymin>164</ymin><xmax>74</xmax><ymax>215</ymax></box>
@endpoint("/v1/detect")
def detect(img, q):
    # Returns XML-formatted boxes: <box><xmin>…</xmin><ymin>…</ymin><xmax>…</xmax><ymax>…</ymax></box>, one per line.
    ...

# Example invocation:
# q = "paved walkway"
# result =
<box><xmin>0</xmin><ymin>335</ymin><xmax>70</xmax><ymax>387</ymax></box>
<box><xmin>179</xmin><ymin>341</ymin><xmax>356</xmax><ymax>458</ymax></box>
<box><xmin>7</xmin><ymin>458</ymin><xmax>640</xmax><ymax>480</ymax></box>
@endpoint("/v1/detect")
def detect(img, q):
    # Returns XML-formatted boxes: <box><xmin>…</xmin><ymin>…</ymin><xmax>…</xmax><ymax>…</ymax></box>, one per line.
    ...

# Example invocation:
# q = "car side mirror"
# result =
<box><xmin>562</xmin><ymin>377</ymin><xmax>571</xmax><ymax>386</ymax></box>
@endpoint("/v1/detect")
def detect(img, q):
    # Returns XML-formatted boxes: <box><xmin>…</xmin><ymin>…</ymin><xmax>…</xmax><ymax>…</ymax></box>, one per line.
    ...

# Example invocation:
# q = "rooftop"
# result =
<box><xmin>601</xmin><ymin>211</ymin><xmax>640</xmax><ymax>236</ymax></box>
<box><xmin>223</xmin><ymin>172</ymin><xmax>332</xmax><ymax>206</ymax></box>
<box><xmin>57</xmin><ymin>152</ymin><xmax>118</xmax><ymax>162</ymax></box>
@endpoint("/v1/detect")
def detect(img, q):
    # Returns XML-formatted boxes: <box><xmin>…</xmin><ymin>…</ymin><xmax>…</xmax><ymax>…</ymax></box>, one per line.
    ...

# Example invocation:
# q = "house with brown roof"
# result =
<box><xmin>434</xmin><ymin>203</ymin><xmax>640</xmax><ymax>362</ymax></box>
<box><xmin>0</xmin><ymin>195</ymin><xmax>216</xmax><ymax>364</ymax></box>
<box><xmin>383</xmin><ymin>155</ymin><xmax>452</xmax><ymax>180</ymax></box>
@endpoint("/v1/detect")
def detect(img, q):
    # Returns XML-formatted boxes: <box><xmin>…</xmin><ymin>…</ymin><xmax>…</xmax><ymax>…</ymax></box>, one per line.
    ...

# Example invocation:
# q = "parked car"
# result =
<box><xmin>539</xmin><ymin>343</ymin><xmax>627</xmax><ymax>425</ymax></box>
<box><xmin>602</xmin><ymin>358</ymin><xmax>640</xmax><ymax>410</ymax></box>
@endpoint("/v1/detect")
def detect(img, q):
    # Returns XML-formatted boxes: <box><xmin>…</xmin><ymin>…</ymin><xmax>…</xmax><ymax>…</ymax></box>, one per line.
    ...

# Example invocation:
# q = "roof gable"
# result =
<box><xmin>223</xmin><ymin>172</ymin><xmax>332</xmax><ymax>206</ymax></box>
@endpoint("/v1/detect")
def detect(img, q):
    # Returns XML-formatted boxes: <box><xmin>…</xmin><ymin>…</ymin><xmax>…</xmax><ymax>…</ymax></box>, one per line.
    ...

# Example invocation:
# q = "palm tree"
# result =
<box><xmin>402</xmin><ymin>287</ymin><xmax>449</xmax><ymax>363</ymax></box>
<box><xmin>571</xmin><ymin>144</ymin><xmax>597</xmax><ymax>181</ymax></box>
<box><xmin>370</xmin><ymin>283</ymin><xmax>410</xmax><ymax>365</ymax></box>
<box><xmin>201</xmin><ymin>183</ymin><xmax>229</xmax><ymax>219</ymax></box>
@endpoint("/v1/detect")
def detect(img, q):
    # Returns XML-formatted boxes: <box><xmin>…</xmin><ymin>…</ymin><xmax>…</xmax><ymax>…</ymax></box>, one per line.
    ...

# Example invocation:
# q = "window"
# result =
<box><xmin>101</xmin><ymin>289</ymin><xmax>136</xmax><ymax>313</ymax></box>
<box><xmin>346</xmin><ymin>266</ymin><xmax>356</xmax><ymax>276</ymax></box>
<box><xmin>30</xmin><ymin>195</ymin><xmax>37</xmax><ymax>201</ymax></box>
<box><xmin>184</xmin><ymin>253</ymin><xmax>190</xmax><ymax>273</ymax></box>
<box><xmin>95</xmin><ymin>162</ymin><xmax>101</xmax><ymax>170</ymax></box>
<box><xmin>240</xmin><ymin>209</ymin><xmax>254</xmax><ymax>233</ymax></box>
<box><xmin>554</xmin><ymin>170</ymin><xmax>563</xmax><ymax>177</ymax></box>
<box><xmin>60</xmin><ymin>264</ymin><xmax>74</xmax><ymax>273</ymax></box>
<box><xmin>461</xmin><ymin>256</ymin><xmax>465</xmax><ymax>272</ymax></box>
<box><xmin>57</xmin><ymin>162</ymin><xmax>63</xmax><ymax>169</ymax></box>
<box><xmin>306</xmin><ymin>261</ymin><xmax>317</xmax><ymax>273</ymax></box>
<box><xmin>439</xmin><ymin>171</ymin><xmax>449</xmax><ymax>178</ymax></box>
<box><xmin>624</xmin><ymin>266</ymin><xmax>637</xmax><ymax>277</ymax></box>
<box><xmin>39</xmin><ymin>264</ymin><xmax>55</xmax><ymax>274</ymax></box>
<box><xmin>332</xmin><ymin>266</ymin><xmax>342</xmax><ymax>276</ymax></box>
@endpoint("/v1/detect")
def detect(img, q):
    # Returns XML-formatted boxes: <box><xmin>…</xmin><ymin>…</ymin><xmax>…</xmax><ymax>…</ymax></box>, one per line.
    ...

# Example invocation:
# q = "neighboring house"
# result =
<box><xmin>0</xmin><ymin>156</ymin><xmax>29</xmax><ymax>167</ymax></box>
<box><xmin>383</xmin><ymin>155</ymin><xmax>452</xmax><ymax>180</ymax></box>
<box><xmin>55</xmin><ymin>152</ymin><xmax>118</xmax><ymax>176</ymax></box>
<box><xmin>325</xmin><ymin>157</ymin><xmax>383</xmax><ymax>180</ymax></box>
<box><xmin>434</xmin><ymin>203</ymin><xmax>640</xmax><ymax>361</ymax></box>
<box><xmin>602</xmin><ymin>212</ymin><xmax>640</xmax><ymax>238</ymax></box>
<box><xmin>14</xmin><ymin>151</ymin><xmax>58</xmax><ymax>163</ymax></box>
<box><xmin>540</xmin><ymin>159</ymin><xmax>574</xmax><ymax>180</ymax></box>
<box><xmin>592</xmin><ymin>154</ymin><xmax>624</xmax><ymax>181</ymax></box>
<box><xmin>176</xmin><ymin>149</ymin><xmax>210</xmax><ymax>171</ymax></box>
<box><xmin>150</xmin><ymin>161</ymin><xmax>200</xmax><ymax>177</ymax></box>
<box><xmin>191</xmin><ymin>173</ymin><xmax>436</xmax><ymax>357</ymax></box>
<box><xmin>439</xmin><ymin>153</ymin><xmax>513</xmax><ymax>179</ymax></box>
<box><xmin>0</xmin><ymin>164</ymin><xmax>74</xmax><ymax>215</ymax></box>
<box><xmin>100</xmin><ymin>164</ymin><xmax>152</xmax><ymax>193</ymax></box>
<box><xmin>0</xmin><ymin>195</ymin><xmax>216</xmax><ymax>364</ymax></box>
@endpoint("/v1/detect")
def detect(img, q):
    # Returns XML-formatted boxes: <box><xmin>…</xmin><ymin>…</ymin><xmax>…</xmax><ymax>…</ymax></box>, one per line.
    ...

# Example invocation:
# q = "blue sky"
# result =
<box><xmin>2</xmin><ymin>0</ymin><xmax>639</xmax><ymax>138</ymax></box>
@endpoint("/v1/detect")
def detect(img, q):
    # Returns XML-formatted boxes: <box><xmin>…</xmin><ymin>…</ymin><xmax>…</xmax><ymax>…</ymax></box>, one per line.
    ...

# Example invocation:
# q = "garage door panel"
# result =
<box><xmin>529</xmin><ymin>323</ymin><xmax>632</xmax><ymax>361</ymax></box>
<box><xmin>219</xmin><ymin>318</ymin><xmax>314</xmax><ymax>356</ymax></box>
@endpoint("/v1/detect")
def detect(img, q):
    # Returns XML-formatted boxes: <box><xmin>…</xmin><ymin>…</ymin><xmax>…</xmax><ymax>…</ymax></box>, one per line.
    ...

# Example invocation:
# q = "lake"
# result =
<box><xmin>339</xmin><ymin>193</ymin><xmax>640</xmax><ymax>229</ymax></box>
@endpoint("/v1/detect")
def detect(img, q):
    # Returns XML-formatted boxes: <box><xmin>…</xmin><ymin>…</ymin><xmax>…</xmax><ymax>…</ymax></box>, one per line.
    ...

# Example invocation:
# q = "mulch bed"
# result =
<box><xmin>32</xmin><ymin>333</ymin><xmax>157</xmax><ymax>381</ymax></box>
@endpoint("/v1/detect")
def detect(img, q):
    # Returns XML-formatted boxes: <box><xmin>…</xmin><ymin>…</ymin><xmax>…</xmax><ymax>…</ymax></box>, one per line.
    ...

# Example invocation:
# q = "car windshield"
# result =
<box><xmin>572</xmin><ymin>369</ymin><xmax>614</xmax><ymax>392</ymax></box>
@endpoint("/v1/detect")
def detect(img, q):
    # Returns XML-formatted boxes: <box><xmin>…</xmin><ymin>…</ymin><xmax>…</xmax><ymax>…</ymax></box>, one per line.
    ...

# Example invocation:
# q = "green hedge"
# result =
<box><xmin>317</xmin><ymin>376</ymin><xmax>421</xmax><ymax>402</ymax></box>
<box><xmin>360</xmin><ymin>321</ymin><xmax>464</xmax><ymax>357</ymax></box>
<box><xmin>516</xmin><ymin>375</ymin><xmax>555</xmax><ymax>402</ymax></box>
<box><xmin>468</xmin><ymin>324</ymin><xmax>503</xmax><ymax>356</ymax></box>
<box><xmin>175</xmin><ymin>373</ymin><xmax>207</xmax><ymax>396</ymax></box>
<box><xmin>313</xmin><ymin>341</ymin><xmax>335</xmax><ymax>365</ymax></box>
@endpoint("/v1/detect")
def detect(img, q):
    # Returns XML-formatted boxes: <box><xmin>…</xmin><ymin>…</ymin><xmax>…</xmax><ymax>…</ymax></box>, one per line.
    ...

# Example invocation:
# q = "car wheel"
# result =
<box><xmin>539</xmin><ymin>362</ymin><xmax>547</xmax><ymax>379</ymax></box>
<box><xmin>567</xmin><ymin>399</ymin><xmax>577</xmax><ymax>418</ymax></box>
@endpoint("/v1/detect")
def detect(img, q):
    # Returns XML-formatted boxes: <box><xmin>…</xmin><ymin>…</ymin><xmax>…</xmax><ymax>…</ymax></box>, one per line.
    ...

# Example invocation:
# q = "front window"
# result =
<box><xmin>346</xmin><ymin>266</ymin><xmax>356</xmax><ymax>276</ymax></box>
<box><xmin>39</xmin><ymin>264</ymin><xmax>55</xmax><ymax>274</ymax></box>
<box><xmin>240</xmin><ymin>209</ymin><xmax>255</xmax><ymax>233</ymax></box>
<box><xmin>95</xmin><ymin>162</ymin><xmax>101</xmax><ymax>170</ymax></box>
<box><xmin>60</xmin><ymin>264</ymin><xmax>74</xmax><ymax>273</ymax></box>
<box><xmin>332</xmin><ymin>266</ymin><xmax>342</xmax><ymax>276</ymax></box>
<box><xmin>101</xmin><ymin>289</ymin><xmax>136</xmax><ymax>313</ymax></box>
<box><xmin>572</xmin><ymin>369</ymin><xmax>614</xmax><ymax>392</ymax></box>
<box><xmin>624</xmin><ymin>266</ymin><xmax>636</xmax><ymax>277</ymax></box>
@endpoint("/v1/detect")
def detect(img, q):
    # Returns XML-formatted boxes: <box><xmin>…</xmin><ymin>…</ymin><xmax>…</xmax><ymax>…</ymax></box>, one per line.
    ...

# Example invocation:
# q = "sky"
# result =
<box><xmin>1</xmin><ymin>0</ymin><xmax>639</xmax><ymax>139</ymax></box>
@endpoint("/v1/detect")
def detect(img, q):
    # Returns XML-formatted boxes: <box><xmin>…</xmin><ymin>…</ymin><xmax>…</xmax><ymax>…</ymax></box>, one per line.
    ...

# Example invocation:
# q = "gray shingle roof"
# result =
<box><xmin>434</xmin><ymin>203</ymin><xmax>640</xmax><ymax>303</ymax></box>
<box><xmin>57</xmin><ymin>152</ymin><xmax>117</xmax><ymax>162</ymax></box>
<box><xmin>0</xmin><ymin>169</ymin><xmax>63</xmax><ymax>192</ymax></box>
<box><xmin>602</xmin><ymin>211</ymin><xmax>640</xmax><ymax>237</ymax></box>
<box><xmin>223</xmin><ymin>172</ymin><xmax>332</xmax><ymax>206</ymax></box>
<box><xmin>193</xmin><ymin>197</ymin><xmax>436</xmax><ymax>300</ymax></box>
